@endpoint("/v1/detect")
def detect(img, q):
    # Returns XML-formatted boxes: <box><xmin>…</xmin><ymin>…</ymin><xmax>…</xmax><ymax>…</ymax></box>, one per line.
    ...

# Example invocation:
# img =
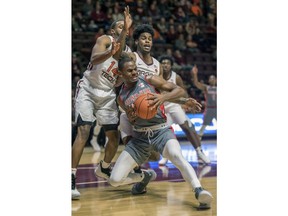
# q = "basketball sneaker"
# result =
<box><xmin>197</xmin><ymin>150</ymin><xmax>211</xmax><ymax>164</ymax></box>
<box><xmin>72</xmin><ymin>173</ymin><xmax>80</xmax><ymax>200</ymax></box>
<box><xmin>194</xmin><ymin>187</ymin><xmax>213</xmax><ymax>209</ymax></box>
<box><xmin>158</xmin><ymin>157</ymin><xmax>168</xmax><ymax>166</ymax></box>
<box><xmin>94</xmin><ymin>160</ymin><xmax>111</xmax><ymax>180</ymax></box>
<box><xmin>131</xmin><ymin>169</ymin><xmax>157</xmax><ymax>195</ymax></box>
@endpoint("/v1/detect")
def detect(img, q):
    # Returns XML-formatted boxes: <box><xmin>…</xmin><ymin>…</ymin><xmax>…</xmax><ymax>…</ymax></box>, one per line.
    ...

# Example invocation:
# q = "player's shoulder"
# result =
<box><xmin>96</xmin><ymin>34</ymin><xmax>113</xmax><ymax>43</ymax></box>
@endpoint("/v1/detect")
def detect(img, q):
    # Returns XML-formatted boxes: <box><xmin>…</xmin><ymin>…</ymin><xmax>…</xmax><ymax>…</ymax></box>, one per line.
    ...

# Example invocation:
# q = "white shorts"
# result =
<box><xmin>74</xmin><ymin>77</ymin><xmax>119</xmax><ymax>126</ymax></box>
<box><xmin>165</xmin><ymin>103</ymin><xmax>188</xmax><ymax>126</ymax></box>
<box><xmin>119</xmin><ymin>112</ymin><xmax>135</xmax><ymax>139</ymax></box>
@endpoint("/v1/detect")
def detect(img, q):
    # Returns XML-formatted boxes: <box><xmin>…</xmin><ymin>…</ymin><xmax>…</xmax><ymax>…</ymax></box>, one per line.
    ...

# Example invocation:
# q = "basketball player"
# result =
<box><xmin>119</xmin><ymin>24</ymin><xmax>203</xmax><ymax>164</ymax></box>
<box><xmin>157</xmin><ymin>55</ymin><xmax>211</xmax><ymax>165</ymax></box>
<box><xmin>119</xmin><ymin>24</ymin><xmax>162</xmax><ymax>147</ymax></box>
<box><xmin>191</xmin><ymin>65</ymin><xmax>217</xmax><ymax>140</ymax></box>
<box><xmin>72</xmin><ymin>6</ymin><xmax>132</xmax><ymax>200</ymax></box>
<box><xmin>109</xmin><ymin>55</ymin><xmax>213</xmax><ymax>210</ymax></box>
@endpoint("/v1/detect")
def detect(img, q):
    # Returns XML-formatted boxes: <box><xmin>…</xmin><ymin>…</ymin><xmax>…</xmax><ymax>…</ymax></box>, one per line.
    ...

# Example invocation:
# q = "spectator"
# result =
<box><xmin>82</xmin><ymin>0</ymin><xmax>94</xmax><ymax>18</ymax></box>
<box><xmin>156</xmin><ymin>17</ymin><xmax>168</xmax><ymax>36</ymax></box>
<box><xmin>191</xmin><ymin>1</ymin><xmax>203</xmax><ymax>17</ymax></box>
<box><xmin>174</xmin><ymin>33</ymin><xmax>186</xmax><ymax>51</ymax></box>
<box><xmin>173</xmin><ymin>50</ymin><xmax>186</xmax><ymax>66</ymax></box>
<box><xmin>166</xmin><ymin>25</ymin><xmax>177</xmax><ymax>44</ymax></box>
<box><xmin>186</xmin><ymin>34</ymin><xmax>199</xmax><ymax>53</ymax></box>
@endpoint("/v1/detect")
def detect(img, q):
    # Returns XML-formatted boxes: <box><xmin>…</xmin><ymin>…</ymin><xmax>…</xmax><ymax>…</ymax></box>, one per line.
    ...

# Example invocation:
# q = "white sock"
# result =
<box><xmin>72</xmin><ymin>168</ymin><xmax>77</xmax><ymax>175</ymax></box>
<box><xmin>196</xmin><ymin>147</ymin><xmax>202</xmax><ymax>153</ymax></box>
<box><xmin>102</xmin><ymin>161</ymin><xmax>111</xmax><ymax>168</ymax></box>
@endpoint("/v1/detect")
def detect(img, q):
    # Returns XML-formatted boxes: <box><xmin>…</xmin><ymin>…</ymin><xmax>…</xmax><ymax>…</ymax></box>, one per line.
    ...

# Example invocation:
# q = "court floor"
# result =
<box><xmin>72</xmin><ymin>139</ymin><xmax>217</xmax><ymax>216</ymax></box>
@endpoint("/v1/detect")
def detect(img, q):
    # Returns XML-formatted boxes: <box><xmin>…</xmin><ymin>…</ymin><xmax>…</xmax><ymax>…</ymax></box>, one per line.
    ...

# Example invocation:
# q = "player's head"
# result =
<box><xmin>159</xmin><ymin>55</ymin><xmax>174</xmax><ymax>75</ymax></box>
<box><xmin>110</xmin><ymin>19</ymin><xmax>127</xmax><ymax>38</ymax></box>
<box><xmin>132</xmin><ymin>24</ymin><xmax>154</xmax><ymax>53</ymax></box>
<box><xmin>208</xmin><ymin>75</ymin><xmax>217</xmax><ymax>86</ymax></box>
<box><xmin>118</xmin><ymin>53</ymin><xmax>138</xmax><ymax>84</ymax></box>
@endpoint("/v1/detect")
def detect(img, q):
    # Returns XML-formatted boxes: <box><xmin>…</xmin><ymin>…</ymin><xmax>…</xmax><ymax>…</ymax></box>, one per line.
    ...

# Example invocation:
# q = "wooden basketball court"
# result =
<box><xmin>72</xmin><ymin>139</ymin><xmax>217</xmax><ymax>216</ymax></box>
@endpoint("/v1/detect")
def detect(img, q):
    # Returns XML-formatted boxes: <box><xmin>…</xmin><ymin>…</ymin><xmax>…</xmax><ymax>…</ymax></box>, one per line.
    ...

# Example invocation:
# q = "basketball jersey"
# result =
<box><xmin>205</xmin><ymin>86</ymin><xmax>217</xmax><ymax>108</ymax></box>
<box><xmin>84</xmin><ymin>36</ymin><xmax>131</xmax><ymax>90</ymax></box>
<box><xmin>118</xmin><ymin>76</ymin><xmax>166</xmax><ymax>128</ymax></box>
<box><xmin>163</xmin><ymin>71</ymin><xmax>177</xmax><ymax>109</ymax></box>
<box><xmin>134</xmin><ymin>52</ymin><xmax>161</xmax><ymax>77</ymax></box>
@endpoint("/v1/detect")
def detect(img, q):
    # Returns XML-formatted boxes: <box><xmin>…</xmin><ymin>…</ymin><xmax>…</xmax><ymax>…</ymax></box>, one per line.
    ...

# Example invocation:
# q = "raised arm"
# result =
<box><xmin>113</xmin><ymin>6</ymin><xmax>133</xmax><ymax>60</ymax></box>
<box><xmin>90</xmin><ymin>35</ymin><xmax>119</xmax><ymax>65</ymax></box>
<box><xmin>191</xmin><ymin>65</ymin><xmax>207</xmax><ymax>91</ymax></box>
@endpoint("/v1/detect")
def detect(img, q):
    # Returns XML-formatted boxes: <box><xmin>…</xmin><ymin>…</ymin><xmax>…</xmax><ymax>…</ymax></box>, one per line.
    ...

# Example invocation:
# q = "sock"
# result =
<box><xmin>102</xmin><ymin>160</ymin><xmax>111</xmax><ymax>168</ymax></box>
<box><xmin>72</xmin><ymin>168</ymin><xmax>77</xmax><ymax>175</ymax></box>
<box><xmin>134</xmin><ymin>167</ymin><xmax>142</xmax><ymax>173</ymax></box>
<box><xmin>196</xmin><ymin>147</ymin><xmax>202</xmax><ymax>154</ymax></box>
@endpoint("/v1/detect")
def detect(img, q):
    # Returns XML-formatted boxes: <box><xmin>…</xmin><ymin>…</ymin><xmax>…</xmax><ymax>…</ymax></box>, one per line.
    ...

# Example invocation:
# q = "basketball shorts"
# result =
<box><xmin>124</xmin><ymin>127</ymin><xmax>177</xmax><ymax>165</ymax></box>
<box><xmin>203</xmin><ymin>108</ymin><xmax>217</xmax><ymax>125</ymax></box>
<box><xmin>165</xmin><ymin>103</ymin><xmax>188</xmax><ymax>126</ymax></box>
<box><xmin>74</xmin><ymin>77</ymin><xmax>119</xmax><ymax>126</ymax></box>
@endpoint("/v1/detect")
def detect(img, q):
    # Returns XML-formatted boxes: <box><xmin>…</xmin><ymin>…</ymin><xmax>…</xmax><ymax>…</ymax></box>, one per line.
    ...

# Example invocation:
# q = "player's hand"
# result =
<box><xmin>146</xmin><ymin>93</ymin><xmax>163</xmax><ymax>110</ymax></box>
<box><xmin>126</xmin><ymin>104</ymin><xmax>137</xmax><ymax>123</ymax></box>
<box><xmin>123</xmin><ymin>6</ymin><xmax>133</xmax><ymax>31</ymax></box>
<box><xmin>191</xmin><ymin>65</ymin><xmax>198</xmax><ymax>75</ymax></box>
<box><xmin>182</xmin><ymin>98</ymin><xmax>202</xmax><ymax>113</ymax></box>
<box><xmin>111</xmin><ymin>41</ymin><xmax>121</xmax><ymax>55</ymax></box>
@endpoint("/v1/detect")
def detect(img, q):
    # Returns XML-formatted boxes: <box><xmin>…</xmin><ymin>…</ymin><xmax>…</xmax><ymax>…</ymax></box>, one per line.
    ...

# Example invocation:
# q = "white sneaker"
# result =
<box><xmin>158</xmin><ymin>157</ymin><xmax>168</xmax><ymax>166</ymax></box>
<box><xmin>197</xmin><ymin>150</ymin><xmax>211</xmax><ymax>164</ymax></box>
<box><xmin>90</xmin><ymin>136</ymin><xmax>101</xmax><ymax>152</ymax></box>
<box><xmin>194</xmin><ymin>187</ymin><xmax>213</xmax><ymax>209</ymax></box>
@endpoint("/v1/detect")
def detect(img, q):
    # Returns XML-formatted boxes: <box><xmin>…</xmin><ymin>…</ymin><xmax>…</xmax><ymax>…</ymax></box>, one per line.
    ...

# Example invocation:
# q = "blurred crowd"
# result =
<box><xmin>72</xmin><ymin>0</ymin><xmax>217</xmax><ymax>120</ymax></box>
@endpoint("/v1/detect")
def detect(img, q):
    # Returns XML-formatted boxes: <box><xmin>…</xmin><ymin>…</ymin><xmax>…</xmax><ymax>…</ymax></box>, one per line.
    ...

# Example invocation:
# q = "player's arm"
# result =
<box><xmin>90</xmin><ymin>35</ymin><xmax>119</xmax><ymax>65</ymax></box>
<box><xmin>191</xmin><ymin>65</ymin><xmax>207</xmax><ymax>91</ymax></box>
<box><xmin>147</xmin><ymin>75</ymin><xmax>202</xmax><ymax>113</ymax></box>
<box><xmin>113</xmin><ymin>6</ymin><xmax>133</xmax><ymax>60</ymax></box>
<box><xmin>175</xmin><ymin>74</ymin><xmax>188</xmax><ymax>97</ymax></box>
<box><xmin>158</xmin><ymin>64</ymin><xmax>163</xmax><ymax>78</ymax></box>
<box><xmin>117</xmin><ymin>96</ymin><xmax>137</xmax><ymax>123</ymax></box>
<box><xmin>146</xmin><ymin>75</ymin><xmax>186</xmax><ymax>108</ymax></box>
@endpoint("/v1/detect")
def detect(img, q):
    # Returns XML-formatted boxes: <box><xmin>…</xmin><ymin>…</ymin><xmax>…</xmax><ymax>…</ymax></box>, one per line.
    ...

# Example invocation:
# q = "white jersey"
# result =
<box><xmin>134</xmin><ymin>52</ymin><xmax>161</xmax><ymax>77</ymax></box>
<box><xmin>84</xmin><ymin>36</ymin><xmax>132</xmax><ymax>91</ymax></box>
<box><xmin>164</xmin><ymin>71</ymin><xmax>177</xmax><ymax>109</ymax></box>
<box><xmin>162</xmin><ymin>71</ymin><xmax>191</xmax><ymax>127</ymax></box>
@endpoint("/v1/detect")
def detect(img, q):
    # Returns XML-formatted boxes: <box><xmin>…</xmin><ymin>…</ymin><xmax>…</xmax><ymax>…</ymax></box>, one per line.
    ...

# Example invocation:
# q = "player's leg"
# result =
<box><xmin>162</xmin><ymin>139</ymin><xmax>213</xmax><ymax>208</ymax></box>
<box><xmin>109</xmin><ymin>143</ymin><xmax>157</xmax><ymax>195</ymax></box>
<box><xmin>178</xmin><ymin>115</ymin><xmax>210</xmax><ymax>164</ymax></box>
<box><xmin>94</xmin><ymin>91</ymin><xmax>120</xmax><ymax>179</ymax></box>
<box><xmin>72</xmin><ymin>80</ymin><xmax>96</xmax><ymax>199</ymax></box>
<box><xmin>90</xmin><ymin>121</ymin><xmax>102</xmax><ymax>151</ymax></box>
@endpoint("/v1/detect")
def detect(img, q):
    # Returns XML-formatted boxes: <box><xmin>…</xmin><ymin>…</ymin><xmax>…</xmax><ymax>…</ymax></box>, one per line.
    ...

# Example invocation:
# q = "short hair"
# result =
<box><xmin>118</xmin><ymin>53</ymin><xmax>134</xmax><ymax>72</ymax></box>
<box><xmin>132</xmin><ymin>24</ymin><xmax>154</xmax><ymax>40</ymax></box>
<box><xmin>158</xmin><ymin>55</ymin><xmax>174</xmax><ymax>66</ymax></box>
<box><xmin>110</xmin><ymin>19</ymin><xmax>124</xmax><ymax>30</ymax></box>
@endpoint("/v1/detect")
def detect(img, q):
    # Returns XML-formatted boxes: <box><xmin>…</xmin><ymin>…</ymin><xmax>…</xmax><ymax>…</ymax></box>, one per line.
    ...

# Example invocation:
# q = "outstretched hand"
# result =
<box><xmin>181</xmin><ymin>98</ymin><xmax>202</xmax><ymax>113</ymax></box>
<box><xmin>123</xmin><ymin>6</ymin><xmax>133</xmax><ymax>31</ymax></box>
<box><xmin>191</xmin><ymin>65</ymin><xmax>198</xmax><ymax>75</ymax></box>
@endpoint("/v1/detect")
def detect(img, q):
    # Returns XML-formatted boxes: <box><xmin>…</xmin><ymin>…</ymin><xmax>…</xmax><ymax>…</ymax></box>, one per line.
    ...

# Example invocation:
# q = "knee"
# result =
<box><xmin>108</xmin><ymin>175</ymin><xmax>123</xmax><ymax>187</ymax></box>
<box><xmin>169</xmin><ymin>154</ymin><xmax>185</xmax><ymax>167</ymax></box>
<box><xmin>76</xmin><ymin>126</ymin><xmax>91</xmax><ymax>142</ymax></box>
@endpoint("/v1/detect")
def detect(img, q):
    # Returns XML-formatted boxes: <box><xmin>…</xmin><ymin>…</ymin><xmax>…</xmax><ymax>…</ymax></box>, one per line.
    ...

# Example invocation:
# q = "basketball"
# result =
<box><xmin>134</xmin><ymin>93</ymin><xmax>157</xmax><ymax>119</ymax></box>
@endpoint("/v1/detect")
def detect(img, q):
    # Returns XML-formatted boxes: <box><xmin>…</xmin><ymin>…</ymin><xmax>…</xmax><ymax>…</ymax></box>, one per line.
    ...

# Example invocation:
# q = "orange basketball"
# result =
<box><xmin>134</xmin><ymin>93</ymin><xmax>157</xmax><ymax>119</ymax></box>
